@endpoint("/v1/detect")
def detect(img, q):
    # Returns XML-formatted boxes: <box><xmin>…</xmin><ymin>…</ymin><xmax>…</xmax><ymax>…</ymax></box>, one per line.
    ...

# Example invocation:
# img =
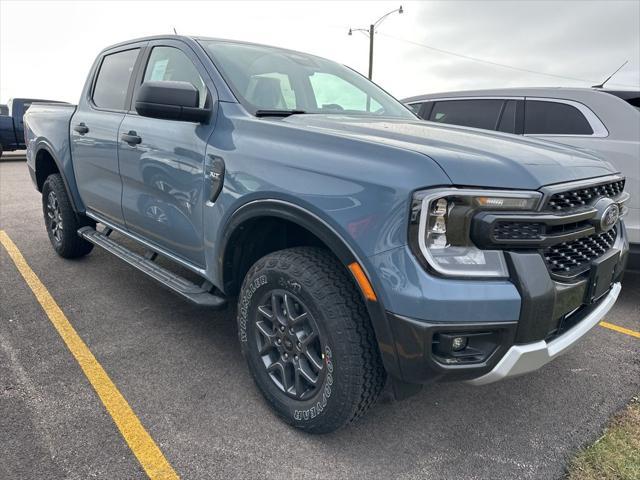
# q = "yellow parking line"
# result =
<box><xmin>600</xmin><ymin>321</ymin><xmax>640</xmax><ymax>339</ymax></box>
<box><xmin>0</xmin><ymin>231</ymin><xmax>179</xmax><ymax>480</ymax></box>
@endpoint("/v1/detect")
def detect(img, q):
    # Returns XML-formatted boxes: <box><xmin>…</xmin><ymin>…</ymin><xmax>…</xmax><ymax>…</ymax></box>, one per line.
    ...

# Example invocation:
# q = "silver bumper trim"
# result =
<box><xmin>468</xmin><ymin>282</ymin><xmax>622</xmax><ymax>386</ymax></box>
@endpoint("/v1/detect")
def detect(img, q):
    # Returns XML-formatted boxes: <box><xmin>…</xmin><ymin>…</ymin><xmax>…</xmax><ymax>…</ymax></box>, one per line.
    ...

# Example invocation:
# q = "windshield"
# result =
<box><xmin>199</xmin><ymin>40</ymin><xmax>415</xmax><ymax>119</ymax></box>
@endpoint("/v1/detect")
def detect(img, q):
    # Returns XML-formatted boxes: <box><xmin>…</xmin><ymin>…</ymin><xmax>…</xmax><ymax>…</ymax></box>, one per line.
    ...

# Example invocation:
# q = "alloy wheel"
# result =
<box><xmin>254</xmin><ymin>290</ymin><xmax>325</xmax><ymax>400</ymax></box>
<box><xmin>46</xmin><ymin>191</ymin><xmax>63</xmax><ymax>243</ymax></box>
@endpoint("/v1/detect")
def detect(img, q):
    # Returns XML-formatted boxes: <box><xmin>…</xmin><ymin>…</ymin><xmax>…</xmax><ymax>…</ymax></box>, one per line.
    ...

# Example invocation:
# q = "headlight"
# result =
<box><xmin>410</xmin><ymin>188</ymin><xmax>542</xmax><ymax>278</ymax></box>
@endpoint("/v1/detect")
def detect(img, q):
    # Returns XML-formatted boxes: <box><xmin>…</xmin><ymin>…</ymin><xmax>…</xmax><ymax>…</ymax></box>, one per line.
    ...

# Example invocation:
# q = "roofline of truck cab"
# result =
<box><xmin>99</xmin><ymin>34</ymin><xmax>330</xmax><ymax>61</ymax></box>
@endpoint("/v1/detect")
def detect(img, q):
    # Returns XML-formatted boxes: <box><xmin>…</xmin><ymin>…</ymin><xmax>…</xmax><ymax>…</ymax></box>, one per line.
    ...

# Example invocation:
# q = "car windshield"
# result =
<box><xmin>199</xmin><ymin>40</ymin><xmax>415</xmax><ymax>119</ymax></box>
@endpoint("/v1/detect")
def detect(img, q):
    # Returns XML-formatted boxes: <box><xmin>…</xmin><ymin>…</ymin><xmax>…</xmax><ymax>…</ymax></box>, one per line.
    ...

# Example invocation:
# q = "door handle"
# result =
<box><xmin>121</xmin><ymin>131</ymin><xmax>142</xmax><ymax>145</ymax></box>
<box><xmin>73</xmin><ymin>123</ymin><xmax>89</xmax><ymax>135</ymax></box>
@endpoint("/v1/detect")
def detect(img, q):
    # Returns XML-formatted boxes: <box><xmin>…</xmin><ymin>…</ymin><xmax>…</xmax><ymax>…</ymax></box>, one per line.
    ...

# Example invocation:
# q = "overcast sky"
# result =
<box><xmin>1</xmin><ymin>0</ymin><xmax>639</xmax><ymax>104</ymax></box>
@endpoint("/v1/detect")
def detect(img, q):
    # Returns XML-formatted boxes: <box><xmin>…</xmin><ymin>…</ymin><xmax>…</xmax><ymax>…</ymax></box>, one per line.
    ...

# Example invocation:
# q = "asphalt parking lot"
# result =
<box><xmin>1</xmin><ymin>155</ymin><xmax>639</xmax><ymax>480</ymax></box>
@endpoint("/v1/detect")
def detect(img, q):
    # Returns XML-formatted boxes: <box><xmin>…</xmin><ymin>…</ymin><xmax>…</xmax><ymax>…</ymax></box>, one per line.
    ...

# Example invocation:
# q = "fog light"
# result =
<box><xmin>433</xmin><ymin>330</ymin><xmax>503</xmax><ymax>365</ymax></box>
<box><xmin>452</xmin><ymin>336</ymin><xmax>467</xmax><ymax>351</ymax></box>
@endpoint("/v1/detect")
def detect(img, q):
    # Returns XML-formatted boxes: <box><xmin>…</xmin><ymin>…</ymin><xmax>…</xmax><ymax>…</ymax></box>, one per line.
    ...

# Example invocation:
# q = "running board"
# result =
<box><xmin>78</xmin><ymin>226</ymin><xmax>227</xmax><ymax>309</ymax></box>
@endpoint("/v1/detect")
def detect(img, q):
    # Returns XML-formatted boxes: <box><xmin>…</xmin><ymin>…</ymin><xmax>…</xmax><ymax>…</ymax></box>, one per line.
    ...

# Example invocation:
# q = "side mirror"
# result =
<box><xmin>135</xmin><ymin>81</ymin><xmax>210</xmax><ymax>123</ymax></box>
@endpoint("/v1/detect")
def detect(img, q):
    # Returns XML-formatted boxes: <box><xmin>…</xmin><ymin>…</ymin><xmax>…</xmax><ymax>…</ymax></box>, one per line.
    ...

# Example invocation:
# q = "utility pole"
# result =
<box><xmin>349</xmin><ymin>5</ymin><xmax>403</xmax><ymax>80</ymax></box>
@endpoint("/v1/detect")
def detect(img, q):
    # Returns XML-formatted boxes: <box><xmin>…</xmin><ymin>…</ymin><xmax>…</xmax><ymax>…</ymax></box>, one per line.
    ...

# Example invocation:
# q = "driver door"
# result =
<box><xmin>118</xmin><ymin>41</ymin><xmax>214</xmax><ymax>266</ymax></box>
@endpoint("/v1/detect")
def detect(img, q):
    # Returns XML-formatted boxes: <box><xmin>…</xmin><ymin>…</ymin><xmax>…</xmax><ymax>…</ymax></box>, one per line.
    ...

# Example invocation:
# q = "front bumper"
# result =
<box><xmin>372</xmin><ymin>222</ymin><xmax>628</xmax><ymax>386</ymax></box>
<box><xmin>467</xmin><ymin>282</ymin><xmax>621</xmax><ymax>385</ymax></box>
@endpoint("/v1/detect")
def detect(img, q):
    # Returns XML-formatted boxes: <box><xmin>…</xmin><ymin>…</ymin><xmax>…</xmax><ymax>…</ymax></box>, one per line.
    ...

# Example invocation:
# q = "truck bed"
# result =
<box><xmin>23</xmin><ymin>103</ymin><xmax>82</xmax><ymax>208</ymax></box>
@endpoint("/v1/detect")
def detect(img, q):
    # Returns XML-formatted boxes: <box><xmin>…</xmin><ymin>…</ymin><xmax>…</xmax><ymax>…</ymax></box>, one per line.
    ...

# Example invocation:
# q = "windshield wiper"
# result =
<box><xmin>255</xmin><ymin>109</ymin><xmax>307</xmax><ymax>117</ymax></box>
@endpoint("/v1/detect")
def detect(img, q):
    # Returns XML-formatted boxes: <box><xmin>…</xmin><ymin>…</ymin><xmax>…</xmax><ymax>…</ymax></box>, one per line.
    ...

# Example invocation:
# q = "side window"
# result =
<box><xmin>428</xmin><ymin>99</ymin><xmax>504</xmax><ymax>130</ymax></box>
<box><xmin>497</xmin><ymin>100</ymin><xmax>517</xmax><ymax>133</ymax></box>
<box><xmin>245</xmin><ymin>72</ymin><xmax>297</xmax><ymax>109</ymax></box>
<box><xmin>93</xmin><ymin>49</ymin><xmax>140</xmax><ymax>110</ymax></box>
<box><xmin>308</xmin><ymin>72</ymin><xmax>382</xmax><ymax>113</ymax></box>
<box><xmin>525</xmin><ymin>100</ymin><xmax>593</xmax><ymax>135</ymax></box>
<box><xmin>143</xmin><ymin>47</ymin><xmax>207</xmax><ymax>108</ymax></box>
<box><xmin>406</xmin><ymin>102</ymin><xmax>423</xmax><ymax>115</ymax></box>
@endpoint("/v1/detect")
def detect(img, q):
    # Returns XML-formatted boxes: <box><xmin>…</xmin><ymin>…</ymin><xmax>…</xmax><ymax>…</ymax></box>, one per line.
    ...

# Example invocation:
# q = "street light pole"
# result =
<box><xmin>368</xmin><ymin>24</ymin><xmax>374</xmax><ymax>80</ymax></box>
<box><xmin>349</xmin><ymin>5</ymin><xmax>403</xmax><ymax>80</ymax></box>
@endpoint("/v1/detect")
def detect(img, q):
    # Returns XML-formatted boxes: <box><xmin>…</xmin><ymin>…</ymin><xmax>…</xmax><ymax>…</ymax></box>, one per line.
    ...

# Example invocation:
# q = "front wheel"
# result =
<box><xmin>42</xmin><ymin>174</ymin><xmax>95</xmax><ymax>258</ymax></box>
<box><xmin>237</xmin><ymin>247</ymin><xmax>386</xmax><ymax>434</ymax></box>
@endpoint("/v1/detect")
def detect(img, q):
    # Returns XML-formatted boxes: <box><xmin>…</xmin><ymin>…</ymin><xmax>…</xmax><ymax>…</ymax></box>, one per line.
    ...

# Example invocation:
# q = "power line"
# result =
<box><xmin>378</xmin><ymin>33</ymin><xmax>639</xmax><ymax>88</ymax></box>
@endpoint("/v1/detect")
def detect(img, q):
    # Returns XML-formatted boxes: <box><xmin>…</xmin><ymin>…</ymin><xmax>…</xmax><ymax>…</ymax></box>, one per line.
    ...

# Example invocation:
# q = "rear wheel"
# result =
<box><xmin>237</xmin><ymin>247</ymin><xmax>386</xmax><ymax>433</ymax></box>
<box><xmin>42</xmin><ymin>174</ymin><xmax>95</xmax><ymax>258</ymax></box>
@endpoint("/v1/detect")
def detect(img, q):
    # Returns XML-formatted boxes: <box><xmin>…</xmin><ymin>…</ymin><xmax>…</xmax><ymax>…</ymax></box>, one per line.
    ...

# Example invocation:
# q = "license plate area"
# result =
<box><xmin>586</xmin><ymin>250</ymin><xmax>619</xmax><ymax>303</ymax></box>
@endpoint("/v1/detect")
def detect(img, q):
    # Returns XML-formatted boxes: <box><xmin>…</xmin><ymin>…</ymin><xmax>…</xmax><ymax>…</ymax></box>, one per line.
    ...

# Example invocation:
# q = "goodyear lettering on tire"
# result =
<box><xmin>294</xmin><ymin>346</ymin><xmax>333</xmax><ymax>421</ymax></box>
<box><xmin>239</xmin><ymin>275</ymin><xmax>267</xmax><ymax>342</ymax></box>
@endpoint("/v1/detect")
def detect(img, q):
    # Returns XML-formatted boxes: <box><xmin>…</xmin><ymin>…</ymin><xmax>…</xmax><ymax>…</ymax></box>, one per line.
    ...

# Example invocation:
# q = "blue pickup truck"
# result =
<box><xmin>24</xmin><ymin>35</ymin><xmax>630</xmax><ymax>433</ymax></box>
<box><xmin>0</xmin><ymin>98</ymin><xmax>65</xmax><ymax>156</ymax></box>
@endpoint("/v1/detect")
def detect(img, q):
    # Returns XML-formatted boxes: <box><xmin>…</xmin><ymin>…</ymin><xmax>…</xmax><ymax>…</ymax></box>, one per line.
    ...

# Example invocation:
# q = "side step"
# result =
<box><xmin>78</xmin><ymin>226</ymin><xmax>227</xmax><ymax>309</ymax></box>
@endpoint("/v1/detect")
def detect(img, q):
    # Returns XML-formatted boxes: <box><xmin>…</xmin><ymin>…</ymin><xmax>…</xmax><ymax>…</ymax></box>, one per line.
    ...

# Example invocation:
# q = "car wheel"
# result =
<box><xmin>42</xmin><ymin>174</ymin><xmax>95</xmax><ymax>258</ymax></box>
<box><xmin>238</xmin><ymin>247</ymin><xmax>386</xmax><ymax>433</ymax></box>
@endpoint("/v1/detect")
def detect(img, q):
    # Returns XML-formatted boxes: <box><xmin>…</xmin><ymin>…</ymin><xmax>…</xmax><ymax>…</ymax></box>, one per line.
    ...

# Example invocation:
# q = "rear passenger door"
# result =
<box><xmin>71</xmin><ymin>44</ymin><xmax>144</xmax><ymax>226</ymax></box>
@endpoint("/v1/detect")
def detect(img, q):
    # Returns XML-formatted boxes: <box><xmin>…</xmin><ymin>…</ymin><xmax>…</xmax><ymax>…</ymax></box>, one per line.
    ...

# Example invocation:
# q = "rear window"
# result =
<box><xmin>602</xmin><ymin>91</ymin><xmax>640</xmax><ymax>111</ymax></box>
<box><xmin>92</xmin><ymin>49</ymin><xmax>139</xmax><ymax>110</ymax></box>
<box><xmin>624</xmin><ymin>97</ymin><xmax>640</xmax><ymax>111</ymax></box>
<box><xmin>524</xmin><ymin>100</ymin><xmax>593</xmax><ymax>135</ymax></box>
<box><xmin>429</xmin><ymin>99</ymin><xmax>504</xmax><ymax>130</ymax></box>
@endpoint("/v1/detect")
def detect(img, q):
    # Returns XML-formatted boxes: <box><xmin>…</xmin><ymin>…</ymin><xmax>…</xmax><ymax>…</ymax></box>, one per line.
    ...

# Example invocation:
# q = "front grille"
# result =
<box><xmin>493</xmin><ymin>222</ymin><xmax>543</xmax><ymax>240</ymax></box>
<box><xmin>543</xmin><ymin>228</ymin><xmax>617</xmax><ymax>276</ymax></box>
<box><xmin>545</xmin><ymin>179</ymin><xmax>625</xmax><ymax>212</ymax></box>
<box><xmin>546</xmin><ymin>220</ymin><xmax>591</xmax><ymax>235</ymax></box>
<box><xmin>492</xmin><ymin>220</ymin><xmax>592</xmax><ymax>241</ymax></box>
<box><xmin>471</xmin><ymin>177</ymin><xmax>625</xmax><ymax>280</ymax></box>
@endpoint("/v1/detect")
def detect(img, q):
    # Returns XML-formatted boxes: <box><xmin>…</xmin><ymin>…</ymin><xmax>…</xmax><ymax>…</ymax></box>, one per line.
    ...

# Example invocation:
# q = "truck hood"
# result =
<box><xmin>281</xmin><ymin>115</ymin><xmax>618</xmax><ymax>190</ymax></box>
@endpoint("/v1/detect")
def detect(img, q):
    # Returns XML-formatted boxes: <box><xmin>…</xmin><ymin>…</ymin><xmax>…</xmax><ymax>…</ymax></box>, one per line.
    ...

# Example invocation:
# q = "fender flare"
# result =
<box><xmin>219</xmin><ymin>199</ymin><xmax>402</xmax><ymax>378</ymax></box>
<box><xmin>34</xmin><ymin>142</ymin><xmax>80</xmax><ymax>213</ymax></box>
<box><xmin>220</xmin><ymin>199</ymin><xmax>357</xmax><ymax>269</ymax></box>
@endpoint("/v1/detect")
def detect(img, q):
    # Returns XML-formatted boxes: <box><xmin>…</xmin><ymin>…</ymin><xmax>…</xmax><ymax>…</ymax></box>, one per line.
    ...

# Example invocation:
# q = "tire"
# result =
<box><xmin>42</xmin><ymin>174</ymin><xmax>95</xmax><ymax>258</ymax></box>
<box><xmin>237</xmin><ymin>247</ymin><xmax>386</xmax><ymax>434</ymax></box>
